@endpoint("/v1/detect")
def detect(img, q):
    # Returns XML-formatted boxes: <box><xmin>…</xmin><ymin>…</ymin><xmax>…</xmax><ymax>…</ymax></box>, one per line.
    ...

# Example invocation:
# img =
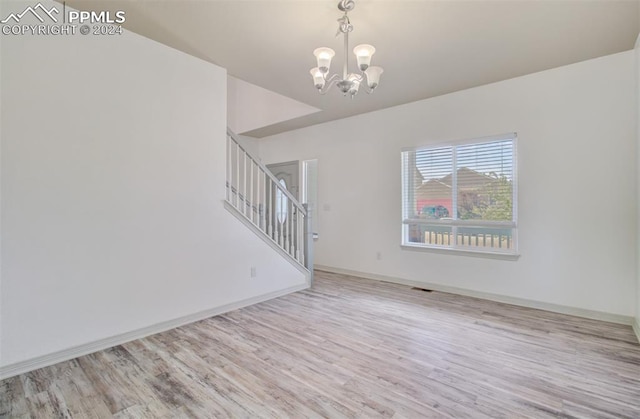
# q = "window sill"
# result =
<box><xmin>400</xmin><ymin>244</ymin><xmax>520</xmax><ymax>261</ymax></box>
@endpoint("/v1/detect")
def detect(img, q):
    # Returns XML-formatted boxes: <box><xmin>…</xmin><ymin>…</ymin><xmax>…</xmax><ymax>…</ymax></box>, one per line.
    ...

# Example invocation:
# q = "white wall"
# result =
<box><xmin>0</xmin><ymin>1</ymin><xmax>306</xmax><ymax>371</ymax></box>
<box><xmin>227</xmin><ymin>75</ymin><xmax>319</xmax><ymax>135</ymax></box>
<box><xmin>260</xmin><ymin>51</ymin><xmax>637</xmax><ymax>319</ymax></box>
<box><xmin>237</xmin><ymin>134</ymin><xmax>261</xmax><ymax>159</ymax></box>
<box><xmin>636</xmin><ymin>34</ymin><xmax>640</xmax><ymax>336</ymax></box>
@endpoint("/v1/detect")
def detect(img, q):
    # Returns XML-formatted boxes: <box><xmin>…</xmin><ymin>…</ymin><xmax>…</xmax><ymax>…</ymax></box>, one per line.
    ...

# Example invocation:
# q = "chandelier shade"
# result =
<box><xmin>313</xmin><ymin>47</ymin><xmax>335</xmax><ymax>73</ymax></box>
<box><xmin>353</xmin><ymin>44</ymin><xmax>375</xmax><ymax>71</ymax></box>
<box><xmin>309</xmin><ymin>0</ymin><xmax>383</xmax><ymax>98</ymax></box>
<box><xmin>364</xmin><ymin>66</ymin><xmax>383</xmax><ymax>89</ymax></box>
<box><xmin>310</xmin><ymin>68</ymin><xmax>325</xmax><ymax>89</ymax></box>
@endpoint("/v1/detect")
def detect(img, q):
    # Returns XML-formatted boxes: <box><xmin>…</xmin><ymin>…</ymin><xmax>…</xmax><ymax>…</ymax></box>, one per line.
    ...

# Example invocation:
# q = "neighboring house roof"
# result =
<box><xmin>416</xmin><ymin>179</ymin><xmax>451</xmax><ymax>200</ymax></box>
<box><xmin>439</xmin><ymin>167</ymin><xmax>497</xmax><ymax>191</ymax></box>
<box><xmin>417</xmin><ymin>167</ymin><xmax>499</xmax><ymax>200</ymax></box>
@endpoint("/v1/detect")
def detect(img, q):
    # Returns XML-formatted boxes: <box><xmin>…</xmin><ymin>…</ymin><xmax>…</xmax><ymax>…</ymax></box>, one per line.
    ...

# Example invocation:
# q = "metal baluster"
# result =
<box><xmin>290</xmin><ymin>203</ymin><xmax>294</xmax><ymax>257</ymax></box>
<box><xmin>281</xmin><ymin>192</ymin><xmax>286</xmax><ymax>250</ymax></box>
<box><xmin>226</xmin><ymin>136</ymin><xmax>230</xmax><ymax>202</ymax></box>
<box><xmin>301</xmin><ymin>205</ymin><xmax>306</xmax><ymax>266</ymax></box>
<box><xmin>295</xmin><ymin>208</ymin><xmax>300</xmax><ymax>263</ymax></box>
<box><xmin>235</xmin><ymin>142</ymin><xmax>240</xmax><ymax>209</ymax></box>
<box><xmin>253</xmin><ymin>161</ymin><xmax>258</xmax><ymax>226</ymax></box>
<box><xmin>289</xmin><ymin>200</ymin><xmax>294</xmax><ymax>255</ymax></box>
<box><xmin>278</xmin><ymin>185</ymin><xmax>284</xmax><ymax>247</ymax></box>
<box><xmin>267</xmin><ymin>179</ymin><xmax>272</xmax><ymax>238</ymax></box>
<box><xmin>284</xmin><ymin>199</ymin><xmax>288</xmax><ymax>251</ymax></box>
<box><xmin>274</xmin><ymin>181</ymin><xmax>278</xmax><ymax>242</ymax></box>
<box><xmin>243</xmin><ymin>152</ymin><xmax>248</xmax><ymax>217</ymax></box>
<box><xmin>259</xmin><ymin>169</ymin><xmax>264</xmax><ymax>231</ymax></box>
<box><xmin>274</xmin><ymin>183</ymin><xmax>278</xmax><ymax>242</ymax></box>
<box><xmin>299</xmin><ymin>207</ymin><xmax>303</xmax><ymax>262</ymax></box>
<box><xmin>291</xmin><ymin>201</ymin><xmax>298</xmax><ymax>258</ymax></box>
<box><xmin>287</xmin><ymin>201</ymin><xmax>291</xmax><ymax>254</ymax></box>
<box><xmin>249</xmin><ymin>159</ymin><xmax>254</xmax><ymax>223</ymax></box>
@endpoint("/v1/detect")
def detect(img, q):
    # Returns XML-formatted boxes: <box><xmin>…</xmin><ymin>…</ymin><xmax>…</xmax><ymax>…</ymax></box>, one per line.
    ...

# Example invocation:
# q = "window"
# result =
<box><xmin>401</xmin><ymin>133</ymin><xmax>517</xmax><ymax>256</ymax></box>
<box><xmin>276</xmin><ymin>178</ymin><xmax>288</xmax><ymax>223</ymax></box>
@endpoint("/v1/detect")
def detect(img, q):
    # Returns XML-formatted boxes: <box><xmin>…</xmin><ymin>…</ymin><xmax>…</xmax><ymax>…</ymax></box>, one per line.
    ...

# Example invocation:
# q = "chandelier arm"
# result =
<box><xmin>361</xmin><ymin>81</ymin><xmax>376</xmax><ymax>94</ymax></box>
<box><xmin>317</xmin><ymin>74</ymin><xmax>341</xmax><ymax>95</ymax></box>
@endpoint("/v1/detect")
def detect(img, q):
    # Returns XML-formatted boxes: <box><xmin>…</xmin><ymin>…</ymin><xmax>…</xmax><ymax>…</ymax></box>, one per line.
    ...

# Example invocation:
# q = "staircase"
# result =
<box><xmin>224</xmin><ymin>128</ymin><xmax>313</xmax><ymax>282</ymax></box>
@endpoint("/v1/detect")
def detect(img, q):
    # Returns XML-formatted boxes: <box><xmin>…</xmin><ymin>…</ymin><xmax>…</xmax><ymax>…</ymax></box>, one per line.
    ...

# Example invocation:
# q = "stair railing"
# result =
<box><xmin>226</xmin><ymin>129</ymin><xmax>312</xmax><ymax>275</ymax></box>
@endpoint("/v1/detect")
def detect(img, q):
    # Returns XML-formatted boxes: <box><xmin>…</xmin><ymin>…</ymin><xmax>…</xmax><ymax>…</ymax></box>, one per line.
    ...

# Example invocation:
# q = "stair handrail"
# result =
<box><xmin>227</xmin><ymin>128</ymin><xmax>306</xmax><ymax>217</ymax></box>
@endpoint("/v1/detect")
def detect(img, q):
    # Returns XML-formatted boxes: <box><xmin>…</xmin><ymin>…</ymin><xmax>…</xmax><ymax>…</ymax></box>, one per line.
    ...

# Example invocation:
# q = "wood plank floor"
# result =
<box><xmin>2</xmin><ymin>270</ymin><xmax>640</xmax><ymax>418</ymax></box>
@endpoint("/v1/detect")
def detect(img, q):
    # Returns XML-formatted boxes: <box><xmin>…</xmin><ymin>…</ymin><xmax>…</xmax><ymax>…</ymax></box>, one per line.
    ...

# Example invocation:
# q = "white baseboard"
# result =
<box><xmin>315</xmin><ymin>265</ymin><xmax>634</xmax><ymax>326</ymax></box>
<box><xmin>0</xmin><ymin>283</ymin><xmax>308</xmax><ymax>380</ymax></box>
<box><xmin>633</xmin><ymin>318</ymin><xmax>640</xmax><ymax>344</ymax></box>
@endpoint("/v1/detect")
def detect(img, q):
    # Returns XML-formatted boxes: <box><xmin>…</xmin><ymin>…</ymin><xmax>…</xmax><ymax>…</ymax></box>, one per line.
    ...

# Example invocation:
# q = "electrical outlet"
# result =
<box><xmin>250</xmin><ymin>266</ymin><xmax>257</xmax><ymax>278</ymax></box>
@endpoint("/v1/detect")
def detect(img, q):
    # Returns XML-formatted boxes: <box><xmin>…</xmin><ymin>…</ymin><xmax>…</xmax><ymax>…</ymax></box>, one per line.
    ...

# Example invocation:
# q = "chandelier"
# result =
<box><xmin>309</xmin><ymin>0</ymin><xmax>383</xmax><ymax>98</ymax></box>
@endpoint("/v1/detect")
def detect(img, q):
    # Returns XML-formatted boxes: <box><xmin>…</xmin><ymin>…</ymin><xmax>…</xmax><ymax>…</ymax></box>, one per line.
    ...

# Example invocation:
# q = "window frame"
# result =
<box><xmin>401</xmin><ymin>133</ymin><xmax>519</xmax><ymax>258</ymax></box>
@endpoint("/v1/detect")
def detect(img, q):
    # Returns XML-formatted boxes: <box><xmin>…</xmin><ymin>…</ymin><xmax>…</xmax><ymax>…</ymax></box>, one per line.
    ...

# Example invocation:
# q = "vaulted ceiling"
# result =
<box><xmin>65</xmin><ymin>0</ymin><xmax>640</xmax><ymax>137</ymax></box>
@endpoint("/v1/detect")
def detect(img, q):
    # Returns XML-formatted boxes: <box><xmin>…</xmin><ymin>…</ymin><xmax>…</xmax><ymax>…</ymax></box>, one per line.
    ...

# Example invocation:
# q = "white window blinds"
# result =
<box><xmin>401</xmin><ymin>134</ymin><xmax>517</xmax><ymax>254</ymax></box>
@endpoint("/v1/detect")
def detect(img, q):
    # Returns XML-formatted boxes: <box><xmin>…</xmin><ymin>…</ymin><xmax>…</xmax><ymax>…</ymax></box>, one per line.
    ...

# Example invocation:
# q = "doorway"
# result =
<box><xmin>266</xmin><ymin>161</ymin><xmax>300</xmax><ymax>200</ymax></box>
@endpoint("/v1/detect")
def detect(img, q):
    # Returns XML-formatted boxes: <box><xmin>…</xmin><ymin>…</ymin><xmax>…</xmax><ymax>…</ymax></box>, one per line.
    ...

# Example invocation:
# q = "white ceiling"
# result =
<box><xmin>66</xmin><ymin>0</ymin><xmax>640</xmax><ymax>138</ymax></box>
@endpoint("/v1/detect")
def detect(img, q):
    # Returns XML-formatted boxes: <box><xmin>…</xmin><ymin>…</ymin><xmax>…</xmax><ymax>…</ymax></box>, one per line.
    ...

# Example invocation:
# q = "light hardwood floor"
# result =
<box><xmin>2</xmin><ymin>270</ymin><xmax>640</xmax><ymax>418</ymax></box>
